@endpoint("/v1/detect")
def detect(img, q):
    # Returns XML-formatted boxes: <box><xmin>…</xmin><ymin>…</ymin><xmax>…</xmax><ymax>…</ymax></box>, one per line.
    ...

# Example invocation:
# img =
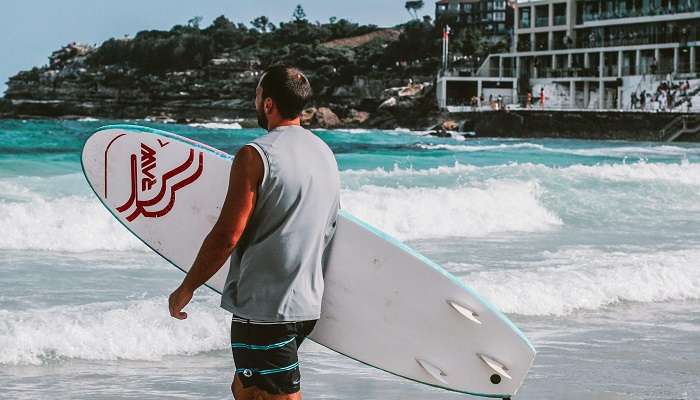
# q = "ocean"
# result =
<box><xmin>1</xmin><ymin>118</ymin><xmax>699</xmax><ymax>400</ymax></box>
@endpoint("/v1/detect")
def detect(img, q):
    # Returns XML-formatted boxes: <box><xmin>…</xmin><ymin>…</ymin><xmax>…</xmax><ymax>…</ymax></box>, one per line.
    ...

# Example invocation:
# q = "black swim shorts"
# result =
<box><xmin>230</xmin><ymin>317</ymin><xmax>317</xmax><ymax>395</ymax></box>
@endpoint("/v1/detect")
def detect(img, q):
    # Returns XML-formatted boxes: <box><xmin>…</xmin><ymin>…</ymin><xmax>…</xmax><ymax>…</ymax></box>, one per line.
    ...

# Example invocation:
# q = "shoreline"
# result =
<box><xmin>2</xmin><ymin>109</ymin><xmax>698</xmax><ymax>142</ymax></box>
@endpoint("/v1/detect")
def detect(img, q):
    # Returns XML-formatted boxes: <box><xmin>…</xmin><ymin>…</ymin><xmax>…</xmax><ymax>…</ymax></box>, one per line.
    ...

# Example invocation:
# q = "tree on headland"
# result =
<box><xmin>405</xmin><ymin>1</ymin><xmax>425</xmax><ymax>20</ymax></box>
<box><xmin>251</xmin><ymin>16</ymin><xmax>275</xmax><ymax>32</ymax></box>
<box><xmin>188</xmin><ymin>16</ymin><xmax>203</xmax><ymax>30</ymax></box>
<box><xmin>293</xmin><ymin>4</ymin><xmax>307</xmax><ymax>22</ymax></box>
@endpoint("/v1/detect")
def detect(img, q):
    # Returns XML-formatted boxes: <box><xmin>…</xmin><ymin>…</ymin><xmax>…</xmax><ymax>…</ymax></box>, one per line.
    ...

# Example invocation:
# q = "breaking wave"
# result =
<box><xmin>341</xmin><ymin>180</ymin><xmax>562</xmax><ymax>240</ymax></box>
<box><xmin>464</xmin><ymin>247</ymin><xmax>700</xmax><ymax>316</ymax></box>
<box><xmin>0</xmin><ymin>296</ymin><xmax>229</xmax><ymax>365</ymax></box>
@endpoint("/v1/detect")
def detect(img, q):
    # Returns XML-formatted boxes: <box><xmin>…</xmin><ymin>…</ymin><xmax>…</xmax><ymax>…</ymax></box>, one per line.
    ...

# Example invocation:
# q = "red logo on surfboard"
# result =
<box><xmin>106</xmin><ymin>138</ymin><xmax>204</xmax><ymax>222</ymax></box>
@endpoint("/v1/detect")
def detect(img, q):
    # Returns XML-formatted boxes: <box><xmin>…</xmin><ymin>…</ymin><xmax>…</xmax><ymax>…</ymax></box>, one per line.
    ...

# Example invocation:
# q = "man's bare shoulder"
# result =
<box><xmin>231</xmin><ymin>144</ymin><xmax>264</xmax><ymax>186</ymax></box>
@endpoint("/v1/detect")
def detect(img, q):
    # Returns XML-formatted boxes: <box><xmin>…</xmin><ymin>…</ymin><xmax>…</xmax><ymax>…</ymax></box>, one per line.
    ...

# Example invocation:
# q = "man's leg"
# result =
<box><xmin>231</xmin><ymin>375</ymin><xmax>302</xmax><ymax>400</ymax></box>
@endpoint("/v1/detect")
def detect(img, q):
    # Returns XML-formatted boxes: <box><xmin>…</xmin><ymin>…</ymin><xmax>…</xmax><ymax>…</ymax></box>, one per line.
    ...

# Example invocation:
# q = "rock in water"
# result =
<box><xmin>301</xmin><ymin>107</ymin><xmax>318</xmax><ymax>127</ymax></box>
<box><xmin>343</xmin><ymin>109</ymin><xmax>370</xmax><ymax>125</ymax></box>
<box><xmin>315</xmin><ymin>107</ymin><xmax>341</xmax><ymax>128</ymax></box>
<box><xmin>378</xmin><ymin>97</ymin><xmax>397</xmax><ymax>110</ymax></box>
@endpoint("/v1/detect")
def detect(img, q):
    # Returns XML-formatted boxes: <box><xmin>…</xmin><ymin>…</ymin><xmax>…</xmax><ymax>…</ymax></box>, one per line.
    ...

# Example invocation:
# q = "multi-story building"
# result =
<box><xmin>435</xmin><ymin>0</ymin><xmax>513</xmax><ymax>38</ymax></box>
<box><xmin>437</xmin><ymin>0</ymin><xmax>700</xmax><ymax>110</ymax></box>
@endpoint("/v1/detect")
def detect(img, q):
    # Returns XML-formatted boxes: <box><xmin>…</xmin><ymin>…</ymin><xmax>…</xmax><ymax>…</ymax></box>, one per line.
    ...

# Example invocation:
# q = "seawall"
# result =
<box><xmin>452</xmin><ymin>110</ymin><xmax>699</xmax><ymax>142</ymax></box>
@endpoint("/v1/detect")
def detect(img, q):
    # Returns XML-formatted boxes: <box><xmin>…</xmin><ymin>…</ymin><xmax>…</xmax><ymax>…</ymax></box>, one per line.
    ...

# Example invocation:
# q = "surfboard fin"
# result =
<box><xmin>416</xmin><ymin>358</ymin><xmax>449</xmax><ymax>385</ymax></box>
<box><xmin>478</xmin><ymin>354</ymin><xmax>512</xmax><ymax>380</ymax></box>
<box><xmin>447</xmin><ymin>300</ymin><xmax>481</xmax><ymax>324</ymax></box>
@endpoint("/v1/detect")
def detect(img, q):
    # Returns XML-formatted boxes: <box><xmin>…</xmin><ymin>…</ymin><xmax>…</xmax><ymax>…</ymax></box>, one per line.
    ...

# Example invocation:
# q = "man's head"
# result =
<box><xmin>255</xmin><ymin>65</ymin><xmax>312</xmax><ymax>131</ymax></box>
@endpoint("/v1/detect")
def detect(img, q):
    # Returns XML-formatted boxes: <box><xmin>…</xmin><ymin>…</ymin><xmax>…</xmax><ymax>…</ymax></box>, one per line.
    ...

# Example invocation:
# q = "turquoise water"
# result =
<box><xmin>2</xmin><ymin>118</ymin><xmax>700</xmax><ymax>399</ymax></box>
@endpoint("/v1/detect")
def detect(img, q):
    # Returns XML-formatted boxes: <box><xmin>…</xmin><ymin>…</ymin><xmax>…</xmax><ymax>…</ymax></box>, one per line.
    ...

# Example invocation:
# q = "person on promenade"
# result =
<box><xmin>539</xmin><ymin>87</ymin><xmax>545</xmax><ymax>108</ymax></box>
<box><xmin>168</xmin><ymin>65</ymin><xmax>341</xmax><ymax>400</ymax></box>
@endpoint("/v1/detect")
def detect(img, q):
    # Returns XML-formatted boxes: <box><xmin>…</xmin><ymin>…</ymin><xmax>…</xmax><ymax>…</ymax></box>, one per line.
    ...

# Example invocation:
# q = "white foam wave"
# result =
<box><xmin>341</xmin><ymin>162</ymin><xmax>478</xmax><ymax>178</ymax></box>
<box><xmin>188</xmin><ymin>122</ymin><xmax>242</xmax><ymax>130</ymax></box>
<box><xmin>417</xmin><ymin>143</ymin><xmax>545</xmax><ymax>152</ymax></box>
<box><xmin>567</xmin><ymin>145</ymin><xmax>700</xmax><ymax>157</ymax></box>
<box><xmin>341</xmin><ymin>160</ymin><xmax>700</xmax><ymax>186</ymax></box>
<box><xmin>341</xmin><ymin>180</ymin><xmax>562</xmax><ymax>240</ymax></box>
<box><xmin>0</xmin><ymin>297</ymin><xmax>229</xmax><ymax>365</ymax></box>
<box><xmin>562</xmin><ymin>161</ymin><xmax>700</xmax><ymax>185</ymax></box>
<box><xmin>0</xmin><ymin>179</ymin><xmax>146</xmax><ymax>252</ymax></box>
<box><xmin>317</xmin><ymin>128</ymin><xmax>431</xmax><ymax>136</ymax></box>
<box><xmin>417</xmin><ymin>142</ymin><xmax>700</xmax><ymax>158</ymax></box>
<box><xmin>465</xmin><ymin>247</ymin><xmax>700</xmax><ymax>316</ymax></box>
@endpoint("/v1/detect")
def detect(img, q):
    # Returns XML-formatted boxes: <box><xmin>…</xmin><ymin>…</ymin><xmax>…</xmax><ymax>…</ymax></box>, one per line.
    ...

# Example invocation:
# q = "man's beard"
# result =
<box><xmin>256</xmin><ymin>109</ymin><xmax>268</xmax><ymax>131</ymax></box>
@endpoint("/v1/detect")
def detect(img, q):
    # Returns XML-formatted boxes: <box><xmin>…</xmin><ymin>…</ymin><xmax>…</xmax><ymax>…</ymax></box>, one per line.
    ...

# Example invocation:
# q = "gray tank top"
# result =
<box><xmin>220</xmin><ymin>125</ymin><xmax>341</xmax><ymax>322</ymax></box>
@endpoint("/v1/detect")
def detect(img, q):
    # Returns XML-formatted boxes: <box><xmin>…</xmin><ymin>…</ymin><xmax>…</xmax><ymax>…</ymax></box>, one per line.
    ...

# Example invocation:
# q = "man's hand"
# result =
<box><xmin>169</xmin><ymin>284</ymin><xmax>194</xmax><ymax>320</ymax></box>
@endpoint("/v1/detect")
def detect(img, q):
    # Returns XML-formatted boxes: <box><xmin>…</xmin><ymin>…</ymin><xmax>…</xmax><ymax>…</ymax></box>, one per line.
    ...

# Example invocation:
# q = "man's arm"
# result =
<box><xmin>168</xmin><ymin>145</ymin><xmax>264</xmax><ymax>320</ymax></box>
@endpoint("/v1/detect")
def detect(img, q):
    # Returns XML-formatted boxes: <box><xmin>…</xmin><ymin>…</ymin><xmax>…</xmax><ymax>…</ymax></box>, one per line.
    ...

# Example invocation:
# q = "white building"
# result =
<box><xmin>437</xmin><ymin>0</ymin><xmax>700</xmax><ymax>111</ymax></box>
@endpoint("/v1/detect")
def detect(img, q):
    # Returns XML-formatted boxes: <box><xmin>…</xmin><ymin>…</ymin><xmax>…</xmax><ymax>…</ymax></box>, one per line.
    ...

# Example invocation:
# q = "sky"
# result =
<box><xmin>0</xmin><ymin>0</ymin><xmax>419</xmax><ymax>95</ymax></box>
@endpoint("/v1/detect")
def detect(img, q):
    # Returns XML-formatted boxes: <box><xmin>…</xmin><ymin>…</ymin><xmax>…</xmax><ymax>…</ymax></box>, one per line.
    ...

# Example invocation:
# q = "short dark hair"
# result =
<box><xmin>259</xmin><ymin>65</ymin><xmax>312</xmax><ymax>119</ymax></box>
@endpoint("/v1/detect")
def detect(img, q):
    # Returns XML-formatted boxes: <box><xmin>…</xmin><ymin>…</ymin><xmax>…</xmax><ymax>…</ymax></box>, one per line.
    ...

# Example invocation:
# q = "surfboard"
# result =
<box><xmin>81</xmin><ymin>124</ymin><xmax>535</xmax><ymax>399</ymax></box>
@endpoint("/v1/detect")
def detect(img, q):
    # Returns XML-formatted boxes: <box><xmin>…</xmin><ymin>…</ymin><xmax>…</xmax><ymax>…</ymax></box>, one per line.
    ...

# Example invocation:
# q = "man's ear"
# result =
<box><xmin>264</xmin><ymin>97</ymin><xmax>274</xmax><ymax>114</ymax></box>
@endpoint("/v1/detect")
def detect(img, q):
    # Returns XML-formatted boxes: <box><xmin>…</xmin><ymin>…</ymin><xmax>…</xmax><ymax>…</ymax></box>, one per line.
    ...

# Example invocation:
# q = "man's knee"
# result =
<box><xmin>231</xmin><ymin>377</ymin><xmax>238</xmax><ymax>399</ymax></box>
<box><xmin>231</xmin><ymin>377</ymin><xmax>300</xmax><ymax>400</ymax></box>
<box><xmin>231</xmin><ymin>376</ymin><xmax>248</xmax><ymax>400</ymax></box>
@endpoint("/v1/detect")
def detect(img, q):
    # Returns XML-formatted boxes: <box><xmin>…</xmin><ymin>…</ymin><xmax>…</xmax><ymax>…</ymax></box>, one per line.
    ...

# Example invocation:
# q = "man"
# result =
<box><xmin>168</xmin><ymin>65</ymin><xmax>341</xmax><ymax>400</ymax></box>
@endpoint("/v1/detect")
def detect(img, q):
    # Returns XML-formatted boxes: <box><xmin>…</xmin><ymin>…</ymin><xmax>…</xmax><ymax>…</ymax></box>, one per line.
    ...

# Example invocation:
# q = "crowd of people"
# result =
<box><xmin>630</xmin><ymin>79</ymin><xmax>695</xmax><ymax>111</ymax></box>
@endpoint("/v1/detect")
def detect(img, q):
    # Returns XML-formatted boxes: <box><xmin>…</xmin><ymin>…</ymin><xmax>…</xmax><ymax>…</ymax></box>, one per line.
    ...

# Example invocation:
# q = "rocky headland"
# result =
<box><xmin>0</xmin><ymin>18</ymin><xmax>442</xmax><ymax>131</ymax></box>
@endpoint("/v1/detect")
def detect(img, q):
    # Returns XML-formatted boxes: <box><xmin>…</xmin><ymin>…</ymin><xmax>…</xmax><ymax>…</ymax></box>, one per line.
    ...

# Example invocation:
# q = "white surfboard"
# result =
<box><xmin>81</xmin><ymin>124</ymin><xmax>535</xmax><ymax>398</ymax></box>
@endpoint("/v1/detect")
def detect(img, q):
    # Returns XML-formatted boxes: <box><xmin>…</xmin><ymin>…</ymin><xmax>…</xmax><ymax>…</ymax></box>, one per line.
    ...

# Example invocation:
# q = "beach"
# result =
<box><xmin>1</xmin><ymin>119</ymin><xmax>699</xmax><ymax>399</ymax></box>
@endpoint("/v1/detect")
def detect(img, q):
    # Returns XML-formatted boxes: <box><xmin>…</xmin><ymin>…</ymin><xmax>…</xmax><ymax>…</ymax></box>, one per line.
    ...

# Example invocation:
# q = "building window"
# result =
<box><xmin>553</xmin><ymin>3</ymin><xmax>567</xmax><ymax>25</ymax></box>
<box><xmin>493</xmin><ymin>11</ymin><xmax>506</xmax><ymax>21</ymax></box>
<box><xmin>518</xmin><ymin>7</ymin><xmax>531</xmax><ymax>28</ymax></box>
<box><xmin>535</xmin><ymin>4</ymin><xmax>549</xmax><ymax>27</ymax></box>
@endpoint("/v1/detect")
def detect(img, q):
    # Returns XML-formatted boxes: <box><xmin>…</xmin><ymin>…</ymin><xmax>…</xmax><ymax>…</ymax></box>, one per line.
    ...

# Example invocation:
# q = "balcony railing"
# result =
<box><xmin>535</xmin><ymin>16</ymin><xmax>549</xmax><ymax>27</ymax></box>
<box><xmin>576</xmin><ymin>29</ymin><xmax>699</xmax><ymax>49</ymax></box>
<box><xmin>580</xmin><ymin>3</ymin><xmax>700</xmax><ymax>23</ymax></box>
<box><xmin>519</xmin><ymin>18</ymin><xmax>531</xmax><ymax>28</ymax></box>
<box><xmin>475</xmin><ymin>67</ymin><xmax>516</xmax><ymax>77</ymax></box>
<box><xmin>541</xmin><ymin>67</ymin><xmax>599</xmax><ymax>78</ymax></box>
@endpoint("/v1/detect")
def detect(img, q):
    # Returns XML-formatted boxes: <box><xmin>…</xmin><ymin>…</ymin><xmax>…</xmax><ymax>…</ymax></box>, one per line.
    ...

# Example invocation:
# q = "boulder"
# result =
<box><xmin>343</xmin><ymin>109</ymin><xmax>370</xmax><ymax>125</ymax></box>
<box><xmin>301</xmin><ymin>107</ymin><xmax>317</xmax><ymax>126</ymax></box>
<box><xmin>315</xmin><ymin>107</ymin><xmax>341</xmax><ymax>128</ymax></box>
<box><xmin>441</xmin><ymin>120</ymin><xmax>459</xmax><ymax>131</ymax></box>
<box><xmin>398</xmin><ymin>83</ymin><xmax>426</xmax><ymax>97</ymax></box>
<box><xmin>378</xmin><ymin>97</ymin><xmax>397</xmax><ymax>110</ymax></box>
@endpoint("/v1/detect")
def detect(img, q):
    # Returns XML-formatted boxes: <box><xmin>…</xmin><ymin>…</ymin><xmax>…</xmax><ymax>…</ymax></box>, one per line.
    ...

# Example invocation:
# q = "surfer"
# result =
<box><xmin>168</xmin><ymin>65</ymin><xmax>341</xmax><ymax>400</ymax></box>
